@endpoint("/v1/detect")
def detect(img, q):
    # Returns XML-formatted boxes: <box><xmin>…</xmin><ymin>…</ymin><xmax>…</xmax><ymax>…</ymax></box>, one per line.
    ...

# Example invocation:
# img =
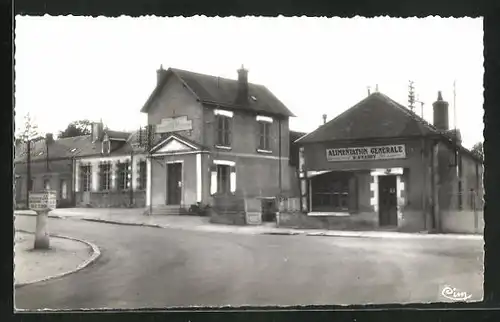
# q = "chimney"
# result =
<box><xmin>45</xmin><ymin>133</ymin><xmax>54</xmax><ymax>144</ymax></box>
<box><xmin>236</xmin><ymin>65</ymin><xmax>249</xmax><ymax>104</ymax></box>
<box><xmin>157</xmin><ymin>64</ymin><xmax>167</xmax><ymax>86</ymax></box>
<box><xmin>322</xmin><ymin>114</ymin><xmax>327</xmax><ymax>124</ymax></box>
<box><xmin>432</xmin><ymin>91</ymin><xmax>449</xmax><ymax>131</ymax></box>
<box><xmin>91</xmin><ymin>121</ymin><xmax>104</xmax><ymax>143</ymax></box>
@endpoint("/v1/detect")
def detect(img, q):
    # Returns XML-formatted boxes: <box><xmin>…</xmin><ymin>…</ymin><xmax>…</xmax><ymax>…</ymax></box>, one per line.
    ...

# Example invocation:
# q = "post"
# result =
<box><xmin>34</xmin><ymin>209</ymin><xmax>50</xmax><ymax>249</ymax></box>
<box><xmin>26</xmin><ymin>139</ymin><xmax>31</xmax><ymax>208</ymax></box>
<box><xmin>130</xmin><ymin>151</ymin><xmax>134</xmax><ymax>206</ymax></box>
<box><xmin>278</xmin><ymin>118</ymin><xmax>282</xmax><ymax>196</ymax></box>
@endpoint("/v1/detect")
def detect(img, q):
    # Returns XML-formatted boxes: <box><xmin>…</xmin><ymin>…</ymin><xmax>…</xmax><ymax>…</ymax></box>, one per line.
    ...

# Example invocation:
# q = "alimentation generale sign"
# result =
<box><xmin>326</xmin><ymin>144</ymin><xmax>406</xmax><ymax>162</ymax></box>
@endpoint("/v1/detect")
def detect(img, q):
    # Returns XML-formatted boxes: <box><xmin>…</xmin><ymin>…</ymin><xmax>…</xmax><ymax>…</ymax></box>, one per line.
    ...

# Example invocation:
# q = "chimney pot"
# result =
<box><xmin>322</xmin><ymin>114</ymin><xmax>327</xmax><ymax>124</ymax></box>
<box><xmin>91</xmin><ymin>121</ymin><xmax>104</xmax><ymax>143</ymax></box>
<box><xmin>157</xmin><ymin>65</ymin><xmax>167</xmax><ymax>86</ymax></box>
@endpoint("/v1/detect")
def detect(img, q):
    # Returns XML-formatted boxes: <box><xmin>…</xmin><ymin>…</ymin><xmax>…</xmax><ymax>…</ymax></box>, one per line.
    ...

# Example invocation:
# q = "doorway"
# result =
<box><xmin>166</xmin><ymin>162</ymin><xmax>183</xmax><ymax>205</ymax></box>
<box><xmin>378</xmin><ymin>175</ymin><xmax>398</xmax><ymax>226</ymax></box>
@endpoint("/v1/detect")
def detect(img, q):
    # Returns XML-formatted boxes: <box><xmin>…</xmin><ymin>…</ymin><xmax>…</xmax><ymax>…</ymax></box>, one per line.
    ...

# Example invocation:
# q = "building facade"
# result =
<box><xmin>14</xmin><ymin>123</ymin><xmax>148</xmax><ymax>209</ymax></box>
<box><xmin>141</xmin><ymin>66</ymin><xmax>300</xmax><ymax>214</ymax></box>
<box><xmin>295</xmin><ymin>91</ymin><xmax>483</xmax><ymax>233</ymax></box>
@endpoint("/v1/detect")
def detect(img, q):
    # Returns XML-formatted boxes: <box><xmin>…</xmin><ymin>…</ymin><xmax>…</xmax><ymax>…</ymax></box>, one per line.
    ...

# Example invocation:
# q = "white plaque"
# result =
<box><xmin>29</xmin><ymin>190</ymin><xmax>57</xmax><ymax>211</ymax></box>
<box><xmin>155</xmin><ymin>116</ymin><xmax>193</xmax><ymax>134</ymax></box>
<box><xmin>326</xmin><ymin>144</ymin><xmax>406</xmax><ymax>162</ymax></box>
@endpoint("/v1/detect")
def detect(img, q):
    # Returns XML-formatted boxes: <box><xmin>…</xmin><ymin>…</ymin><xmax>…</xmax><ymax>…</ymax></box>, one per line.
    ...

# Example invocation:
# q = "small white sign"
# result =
<box><xmin>326</xmin><ymin>144</ymin><xmax>406</xmax><ymax>162</ymax></box>
<box><xmin>156</xmin><ymin>116</ymin><xmax>193</xmax><ymax>134</ymax></box>
<box><xmin>29</xmin><ymin>190</ymin><xmax>57</xmax><ymax>211</ymax></box>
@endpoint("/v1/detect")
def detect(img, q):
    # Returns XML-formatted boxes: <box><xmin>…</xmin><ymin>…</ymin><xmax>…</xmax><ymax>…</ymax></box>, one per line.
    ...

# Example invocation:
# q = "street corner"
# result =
<box><xmin>14</xmin><ymin>230</ymin><xmax>101</xmax><ymax>288</ymax></box>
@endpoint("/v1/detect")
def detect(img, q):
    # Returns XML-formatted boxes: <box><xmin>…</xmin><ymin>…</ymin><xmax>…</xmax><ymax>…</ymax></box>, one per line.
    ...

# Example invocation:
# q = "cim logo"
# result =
<box><xmin>441</xmin><ymin>285</ymin><xmax>472</xmax><ymax>301</ymax></box>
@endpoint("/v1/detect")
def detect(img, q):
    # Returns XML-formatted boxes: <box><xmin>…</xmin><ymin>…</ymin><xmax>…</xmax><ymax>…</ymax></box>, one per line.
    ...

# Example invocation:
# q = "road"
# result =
<box><xmin>14</xmin><ymin>216</ymin><xmax>483</xmax><ymax>309</ymax></box>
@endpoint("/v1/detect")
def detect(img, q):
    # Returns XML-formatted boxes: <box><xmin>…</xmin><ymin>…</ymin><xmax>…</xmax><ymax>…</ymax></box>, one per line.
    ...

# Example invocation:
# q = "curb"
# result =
<box><xmin>15</xmin><ymin>213</ymin><xmax>64</xmax><ymax>219</ymax></box>
<box><xmin>81</xmin><ymin>218</ymin><xmax>163</xmax><ymax>229</ymax></box>
<box><xmin>14</xmin><ymin>229</ymin><xmax>101</xmax><ymax>288</ymax></box>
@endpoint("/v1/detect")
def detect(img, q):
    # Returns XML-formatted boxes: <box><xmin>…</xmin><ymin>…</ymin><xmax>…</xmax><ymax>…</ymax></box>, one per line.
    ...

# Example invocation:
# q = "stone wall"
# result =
<box><xmin>209</xmin><ymin>195</ymin><xmax>249</xmax><ymax>226</ymax></box>
<box><xmin>441</xmin><ymin>210</ymin><xmax>484</xmax><ymax>234</ymax></box>
<box><xmin>278</xmin><ymin>212</ymin><xmax>378</xmax><ymax>230</ymax></box>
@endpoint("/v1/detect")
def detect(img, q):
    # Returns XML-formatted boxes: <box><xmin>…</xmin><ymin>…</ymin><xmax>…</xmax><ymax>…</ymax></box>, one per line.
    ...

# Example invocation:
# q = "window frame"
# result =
<box><xmin>117</xmin><ymin>161</ymin><xmax>130</xmax><ymax>191</ymax></box>
<box><xmin>80</xmin><ymin>165</ymin><xmax>92</xmax><ymax>192</ymax></box>
<box><xmin>216</xmin><ymin>164</ymin><xmax>231</xmax><ymax>195</ymax></box>
<box><xmin>215</xmin><ymin>114</ymin><xmax>232</xmax><ymax>148</ymax></box>
<box><xmin>258</xmin><ymin>120</ymin><xmax>271</xmax><ymax>152</ymax></box>
<box><xmin>99</xmin><ymin>162</ymin><xmax>112</xmax><ymax>192</ymax></box>
<box><xmin>311</xmin><ymin>172</ymin><xmax>351</xmax><ymax>212</ymax></box>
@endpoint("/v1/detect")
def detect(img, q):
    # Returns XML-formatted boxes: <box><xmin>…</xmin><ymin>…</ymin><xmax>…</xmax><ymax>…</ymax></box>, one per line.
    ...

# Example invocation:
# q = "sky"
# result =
<box><xmin>14</xmin><ymin>16</ymin><xmax>483</xmax><ymax>149</ymax></box>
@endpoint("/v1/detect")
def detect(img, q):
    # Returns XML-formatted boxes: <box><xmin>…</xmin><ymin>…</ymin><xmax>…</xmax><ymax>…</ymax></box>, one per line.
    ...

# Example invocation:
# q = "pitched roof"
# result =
<box><xmin>141</xmin><ymin>67</ymin><xmax>295</xmax><ymax>117</ymax></box>
<box><xmin>296</xmin><ymin>92</ymin><xmax>482</xmax><ymax>163</ymax></box>
<box><xmin>296</xmin><ymin>92</ymin><xmax>439</xmax><ymax>144</ymax></box>
<box><xmin>14</xmin><ymin>129</ymin><xmax>139</xmax><ymax>163</ymax></box>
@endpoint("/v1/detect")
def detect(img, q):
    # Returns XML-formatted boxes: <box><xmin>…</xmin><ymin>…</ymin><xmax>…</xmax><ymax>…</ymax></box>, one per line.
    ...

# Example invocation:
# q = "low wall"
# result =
<box><xmin>278</xmin><ymin>212</ymin><xmax>378</xmax><ymax>230</ymax></box>
<box><xmin>441</xmin><ymin>210</ymin><xmax>484</xmax><ymax>234</ymax></box>
<box><xmin>209</xmin><ymin>195</ymin><xmax>247</xmax><ymax>226</ymax></box>
<box><xmin>76</xmin><ymin>191</ymin><xmax>146</xmax><ymax>208</ymax></box>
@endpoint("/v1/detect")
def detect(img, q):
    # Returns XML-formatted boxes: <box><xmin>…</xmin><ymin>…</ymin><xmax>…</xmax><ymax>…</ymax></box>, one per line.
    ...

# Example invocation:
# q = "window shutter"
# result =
<box><xmin>348</xmin><ymin>174</ymin><xmax>358</xmax><ymax>214</ymax></box>
<box><xmin>227</xmin><ymin>118</ymin><xmax>232</xmax><ymax>146</ymax></box>
<box><xmin>210</xmin><ymin>165</ymin><xmax>217</xmax><ymax>195</ymax></box>
<box><xmin>230</xmin><ymin>166</ymin><xmax>236</xmax><ymax>193</ymax></box>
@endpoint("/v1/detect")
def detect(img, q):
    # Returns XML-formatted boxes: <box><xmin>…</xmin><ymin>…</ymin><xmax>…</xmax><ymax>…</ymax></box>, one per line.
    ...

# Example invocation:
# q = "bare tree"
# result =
<box><xmin>471</xmin><ymin>142</ymin><xmax>483</xmax><ymax>159</ymax></box>
<box><xmin>17</xmin><ymin>113</ymin><xmax>50</xmax><ymax>249</ymax></box>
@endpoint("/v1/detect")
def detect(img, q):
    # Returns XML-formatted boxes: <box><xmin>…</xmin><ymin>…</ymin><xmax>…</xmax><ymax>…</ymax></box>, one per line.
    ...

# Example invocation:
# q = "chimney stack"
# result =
<box><xmin>45</xmin><ymin>133</ymin><xmax>54</xmax><ymax>144</ymax></box>
<box><xmin>322</xmin><ymin>114</ymin><xmax>327</xmax><ymax>124</ymax></box>
<box><xmin>91</xmin><ymin>121</ymin><xmax>104</xmax><ymax>143</ymax></box>
<box><xmin>236</xmin><ymin>65</ymin><xmax>249</xmax><ymax>104</ymax></box>
<box><xmin>157</xmin><ymin>64</ymin><xmax>167</xmax><ymax>86</ymax></box>
<box><xmin>432</xmin><ymin>91</ymin><xmax>449</xmax><ymax>131</ymax></box>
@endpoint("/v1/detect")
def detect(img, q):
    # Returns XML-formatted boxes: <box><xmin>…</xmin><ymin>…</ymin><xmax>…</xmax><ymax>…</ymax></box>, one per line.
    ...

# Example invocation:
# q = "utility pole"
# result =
<box><xmin>26</xmin><ymin>139</ymin><xmax>31</xmax><ymax>208</ymax></box>
<box><xmin>408</xmin><ymin>81</ymin><xmax>416</xmax><ymax>111</ymax></box>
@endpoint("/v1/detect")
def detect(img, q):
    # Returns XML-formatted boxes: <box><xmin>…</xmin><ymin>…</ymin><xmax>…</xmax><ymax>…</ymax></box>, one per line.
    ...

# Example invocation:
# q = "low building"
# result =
<box><xmin>293</xmin><ymin>91</ymin><xmax>483</xmax><ymax>233</ymax></box>
<box><xmin>141</xmin><ymin>65</ymin><xmax>301</xmax><ymax>215</ymax></box>
<box><xmin>14</xmin><ymin>123</ymin><xmax>148</xmax><ymax>208</ymax></box>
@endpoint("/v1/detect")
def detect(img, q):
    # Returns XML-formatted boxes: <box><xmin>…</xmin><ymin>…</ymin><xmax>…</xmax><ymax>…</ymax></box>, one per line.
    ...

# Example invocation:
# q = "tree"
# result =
<box><xmin>472</xmin><ymin>142</ymin><xmax>483</xmax><ymax>159</ymax></box>
<box><xmin>17</xmin><ymin>113</ymin><xmax>51</xmax><ymax>250</ymax></box>
<box><xmin>58</xmin><ymin>119</ymin><xmax>92</xmax><ymax>138</ymax></box>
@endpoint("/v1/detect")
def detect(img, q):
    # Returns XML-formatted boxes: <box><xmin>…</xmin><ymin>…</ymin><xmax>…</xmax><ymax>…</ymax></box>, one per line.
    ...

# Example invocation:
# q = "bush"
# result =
<box><xmin>188</xmin><ymin>202</ymin><xmax>211</xmax><ymax>216</ymax></box>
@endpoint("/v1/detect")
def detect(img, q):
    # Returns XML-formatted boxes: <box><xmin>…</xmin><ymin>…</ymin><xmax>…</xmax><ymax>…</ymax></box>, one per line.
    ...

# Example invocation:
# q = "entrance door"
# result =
<box><xmin>378</xmin><ymin>175</ymin><xmax>398</xmax><ymax>226</ymax></box>
<box><xmin>166</xmin><ymin>162</ymin><xmax>182</xmax><ymax>205</ymax></box>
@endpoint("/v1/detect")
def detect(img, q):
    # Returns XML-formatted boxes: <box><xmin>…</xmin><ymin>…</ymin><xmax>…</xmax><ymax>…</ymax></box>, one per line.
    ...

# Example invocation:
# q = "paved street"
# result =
<box><xmin>14</xmin><ymin>216</ymin><xmax>483</xmax><ymax>310</ymax></box>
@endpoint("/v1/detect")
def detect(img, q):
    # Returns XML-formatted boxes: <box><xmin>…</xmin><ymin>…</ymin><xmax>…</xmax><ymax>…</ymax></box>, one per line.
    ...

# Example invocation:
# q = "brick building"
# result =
<box><xmin>141</xmin><ymin>65</ymin><xmax>301</xmax><ymax>215</ymax></box>
<box><xmin>293</xmin><ymin>91</ymin><xmax>483</xmax><ymax>233</ymax></box>
<box><xmin>14</xmin><ymin>123</ymin><xmax>148</xmax><ymax>208</ymax></box>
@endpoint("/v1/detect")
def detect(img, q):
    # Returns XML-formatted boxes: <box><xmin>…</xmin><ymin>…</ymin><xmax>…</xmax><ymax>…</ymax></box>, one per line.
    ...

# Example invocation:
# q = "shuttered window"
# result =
<box><xmin>210</xmin><ymin>164</ymin><xmax>236</xmax><ymax>195</ymax></box>
<box><xmin>216</xmin><ymin>115</ymin><xmax>231</xmax><ymax>147</ymax></box>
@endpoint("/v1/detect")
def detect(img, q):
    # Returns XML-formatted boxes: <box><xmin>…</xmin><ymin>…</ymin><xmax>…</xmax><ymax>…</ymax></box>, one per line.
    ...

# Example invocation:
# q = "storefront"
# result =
<box><xmin>295</xmin><ymin>91</ymin><xmax>483</xmax><ymax>232</ymax></box>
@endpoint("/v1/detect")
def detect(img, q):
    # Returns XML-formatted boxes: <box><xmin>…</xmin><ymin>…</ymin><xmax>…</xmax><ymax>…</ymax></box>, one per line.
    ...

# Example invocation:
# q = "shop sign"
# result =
<box><xmin>326</xmin><ymin>144</ymin><xmax>406</xmax><ymax>162</ymax></box>
<box><xmin>29</xmin><ymin>190</ymin><xmax>57</xmax><ymax>211</ymax></box>
<box><xmin>155</xmin><ymin>116</ymin><xmax>193</xmax><ymax>134</ymax></box>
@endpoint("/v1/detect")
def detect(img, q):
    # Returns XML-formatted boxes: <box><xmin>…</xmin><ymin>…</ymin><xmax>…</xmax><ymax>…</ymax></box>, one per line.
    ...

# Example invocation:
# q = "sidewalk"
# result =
<box><xmin>14</xmin><ymin>208</ymin><xmax>483</xmax><ymax>240</ymax></box>
<box><xmin>14</xmin><ymin>230</ymin><xmax>100</xmax><ymax>287</ymax></box>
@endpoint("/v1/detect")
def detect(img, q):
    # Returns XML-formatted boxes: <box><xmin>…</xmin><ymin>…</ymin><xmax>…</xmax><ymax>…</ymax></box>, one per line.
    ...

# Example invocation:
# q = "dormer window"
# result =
<box><xmin>256</xmin><ymin>115</ymin><xmax>273</xmax><ymax>153</ymax></box>
<box><xmin>102</xmin><ymin>134</ymin><xmax>110</xmax><ymax>155</ymax></box>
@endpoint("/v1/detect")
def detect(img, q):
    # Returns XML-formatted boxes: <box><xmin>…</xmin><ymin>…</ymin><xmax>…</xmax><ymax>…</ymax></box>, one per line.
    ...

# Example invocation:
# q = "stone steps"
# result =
<box><xmin>148</xmin><ymin>205</ymin><xmax>190</xmax><ymax>216</ymax></box>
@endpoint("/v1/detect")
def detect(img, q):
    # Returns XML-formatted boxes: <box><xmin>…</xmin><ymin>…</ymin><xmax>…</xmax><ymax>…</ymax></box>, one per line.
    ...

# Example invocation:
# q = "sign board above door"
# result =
<box><xmin>326</xmin><ymin>144</ymin><xmax>406</xmax><ymax>162</ymax></box>
<box><xmin>155</xmin><ymin>116</ymin><xmax>193</xmax><ymax>134</ymax></box>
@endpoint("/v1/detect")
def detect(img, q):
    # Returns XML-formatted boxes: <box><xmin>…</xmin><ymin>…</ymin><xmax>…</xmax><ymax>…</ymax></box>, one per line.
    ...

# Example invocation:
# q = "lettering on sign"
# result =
<box><xmin>29</xmin><ymin>190</ymin><xmax>57</xmax><ymax>211</ymax></box>
<box><xmin>441</xmin><ymin>285</ymin><xmax>472</xmax><ymax>301</ymax></box>
<box><xmin>326</xmin><ymin>144</ymin><xmax>406</xmax><ymax>162</ymax></box>
<box><xmin>155</xmin><ymin>116</ymin><xmax>193</xmax><ymax>134</ymax></box>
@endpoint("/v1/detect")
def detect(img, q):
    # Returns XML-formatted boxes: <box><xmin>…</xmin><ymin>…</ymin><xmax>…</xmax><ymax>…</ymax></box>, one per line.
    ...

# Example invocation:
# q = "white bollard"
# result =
<box><xmin>34</xmin><ymin>209</ymin><xmax>50</xmax><ymax>249</ymax></box>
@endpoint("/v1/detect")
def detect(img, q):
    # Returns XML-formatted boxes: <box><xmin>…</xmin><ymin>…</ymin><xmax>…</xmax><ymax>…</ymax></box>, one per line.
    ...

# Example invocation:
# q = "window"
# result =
<box><xmin>216</xmin><ymin>115</ymin><xmax>231</xmax><ymax>147</ymax></box>
<box><xmin>117</xmin><ymin>161</ymin><xmax>130</xmax><ymax>190</ymax></box>
<box><xmin>80</xmin><ymin>165</ymin><xmax>92</xmax><ymax>192</ymax></box>
<box><xmin>139</xmin><ymin>161</ymin><xmax>147</xmax><ymax>190</ymax></box>
<box><xmin>99</xmin><ymin>162</ymin><xmax>112</xmax><ymax>191</ymax></box>
<box><xmin>311</xmin><ymin>172</ymin><xmax>350</xmax><ymax>212</ymax></box>
<box><xmin>258</xmin><ymin>121</ymin><xmax>271</xmax><ymax>151</ymax></box>
<box><xmin>216</xmin><ymin>165</ymin><xmax>231</xmax><ymax>194</ymax></box>
<box><xmin>60</xmin><ymin>180</ymin><xmax>68</xmax><ymax>200</ymax></box>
